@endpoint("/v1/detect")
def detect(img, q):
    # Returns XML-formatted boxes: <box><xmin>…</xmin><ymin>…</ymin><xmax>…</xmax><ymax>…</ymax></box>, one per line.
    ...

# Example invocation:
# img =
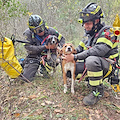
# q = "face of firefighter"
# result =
<box><xmin>37</xmin><ymin>31</ymin><xmax>45</xmax><ymax>36</ymax></box>
<box><xmin>83</xmin><ymin>19</ymin><xmax>99</xmax><ymax>32</ymax></box>
<box><xmin>83</xmin><ymin>21</ymin><xmax>93</xmax><ymax>31</ymax></box>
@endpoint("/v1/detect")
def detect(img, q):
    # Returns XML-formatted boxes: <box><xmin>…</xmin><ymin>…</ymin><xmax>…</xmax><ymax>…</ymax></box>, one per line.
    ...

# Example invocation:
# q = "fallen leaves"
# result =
<box><xmin>41</xmin><ymin>102</ymin><xmax>46</xmax><ymax>106</ymax></box>
<box><xmin>113</xmin><ymin>103</ymin><xmax>120</xmax><ymax>109</ymax></box>
<box><xmin>83</xmin><ymin>107</ymin><xmax>101</xmax><ymax>120</ymax></box>
<box><xmin>112</xmin><ymin>103</ymin><xmax>120</xmax><ymax>113</ymax></box>
<box><xmin>45</xmin><ymin>100</ymin><xmax>55</xmax><ymax>105</ymax></box>
<box><xmin>104</xmin><ymin>91</ymin><xmax>110</xmax><ymax>98</ymax></box>
<box><xmin>12</xmin><ymin>113</ymin><xmax>20</xmax><ymax>117</ymax></box>
<box><xmin>116</xmin><ymin>110</ymin><xmax>120</xmax><ymax>114</ymax></box>
<box><xmin>1</xmin><ymin>72</ymin><xmax>120</xmax><ymax>120</ymax></box>
<box><xmin>35</xmin><ymin>109</ymin><xmax>43</xmax><ymax>115</ymax></box>
<box><xmin>40</xmin><ymin>100</ymin><xmax>65</xmax><ymax>115</ymax></box>
<box><xmin>69</xmin><ymin>108</ymin><xmax>76</xmax><ymax>112</ymax></box>
<box><xmin>27</xmin><ymin>94</ymin><xmax>47</xmax><ymax>100</ymax></box>
<box><xmin>41</xmin><ymin>100</ymin><xmax>55</xmax><ymax>106</ymax></box>
<box><xmin>54</xmin><ymin>108</ymin><xmax>65</xmax><ymax>114</ymax></box>
<box><xmin>28</xmin><ymin>95</ymin><xmax>38</xmax><ymax>100</ymax></box>
<box><xmin>53</xmin><ymin>103</ymin><xmax>62</xmax><ymax>108</ymax></box>
<box><xmin>19</xmin><ymin>96</ymin><xmax>28</xmax><ymax>100</ymax></box>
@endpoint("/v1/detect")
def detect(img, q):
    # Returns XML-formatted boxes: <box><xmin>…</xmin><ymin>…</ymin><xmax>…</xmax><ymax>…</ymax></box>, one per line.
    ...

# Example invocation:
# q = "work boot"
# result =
<box><xmin>83</xmin><ymin>84</ymin><xmax>104</xmax><ymax>105</ymax></box>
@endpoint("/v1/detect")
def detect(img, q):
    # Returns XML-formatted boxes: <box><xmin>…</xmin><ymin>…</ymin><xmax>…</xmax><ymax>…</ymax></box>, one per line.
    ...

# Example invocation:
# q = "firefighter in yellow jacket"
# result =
<box><xmin>63</xmin><ymin>3</ymin><xmax>119</xmax><ymax>105</ymax></box>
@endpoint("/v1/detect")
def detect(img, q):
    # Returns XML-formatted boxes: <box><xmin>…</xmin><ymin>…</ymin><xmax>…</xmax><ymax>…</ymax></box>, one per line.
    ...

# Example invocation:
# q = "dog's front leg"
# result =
<box><xmin>63</xmin><ymin>71</ymin><xmax>67</xmax><ymax>93</ymax></box>
<box><xmin>47</xmin><ymin>51</ymin><xmax>51</xmax><ymax>60</ymax></box>
<box><xmin>71</xmin><ymin>69</ymin><xmax>75</xmax><ymax>94</ymax></box>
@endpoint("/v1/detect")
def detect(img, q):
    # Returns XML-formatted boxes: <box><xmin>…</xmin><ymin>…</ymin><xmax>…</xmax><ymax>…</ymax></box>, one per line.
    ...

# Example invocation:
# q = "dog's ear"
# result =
<box><xmin>46</xmin><ymin>35</ymin><xmax>52</xmax><ymax>45</ymax></box>
<box><xmin>45</xmin><ymin>38</ymin><xmax>49</xmax><ymax>45</ymax></box>
<box><xmin>54</xmin><ymin>36</ymin><xmax>59</xmax><ymax>43</ymax></box>
<box><xmin>57</xmin><ymin>38</ymin><xmax>59</xmax><ymax>43</ymax></box>
<box><xmin>71</xmin><ymin>44</ymin><xmax>77</xmax><ymax>54</ymax></box>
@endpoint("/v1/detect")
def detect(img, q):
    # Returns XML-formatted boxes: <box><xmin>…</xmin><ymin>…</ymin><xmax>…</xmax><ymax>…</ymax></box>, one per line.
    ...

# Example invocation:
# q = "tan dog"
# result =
<box><xmin>60</xmin><ymin>43</ymin><xmax>77</xmax><ymax>94</ymax></box>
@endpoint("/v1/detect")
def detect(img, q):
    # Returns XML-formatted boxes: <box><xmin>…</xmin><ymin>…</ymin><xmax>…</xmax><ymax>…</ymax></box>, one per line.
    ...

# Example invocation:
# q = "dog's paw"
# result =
<box><xmin>71</xmin><ymin>89</ymin><xmax>75</xmax><ymax>94</ymax></box>
<box><xmin>64</xmin><ymin>84</ymin><xmax>67</xmax><ymax>93</ymax></box>
<box><xmin>64</xmin><ymin>89</ymin><xmax>67</xmax><ymax>93</ymax></box>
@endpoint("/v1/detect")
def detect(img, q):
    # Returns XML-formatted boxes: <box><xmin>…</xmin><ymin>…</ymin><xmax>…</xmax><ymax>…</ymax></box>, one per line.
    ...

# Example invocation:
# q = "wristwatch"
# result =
<box><xmin>74</xmin><ymin>54</ymin><xmax>78</xmax><ymax>61</ymax></box>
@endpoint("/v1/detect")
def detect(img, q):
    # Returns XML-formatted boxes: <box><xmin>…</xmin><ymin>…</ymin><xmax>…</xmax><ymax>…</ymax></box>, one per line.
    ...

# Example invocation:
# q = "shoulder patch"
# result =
<box><xmin>101</xmin><ymin>32</ymin><xmax>105</xmax><ymax>35</ymax></box>
<box><xmin>56</xmin><ymin>30</ymin><xmax>58</xmax><ymax>34</ymax></box>
<box><xmin>105</xmin><ymin>32</ymin><xmax>109</xmax><ymax>36</ymax></box>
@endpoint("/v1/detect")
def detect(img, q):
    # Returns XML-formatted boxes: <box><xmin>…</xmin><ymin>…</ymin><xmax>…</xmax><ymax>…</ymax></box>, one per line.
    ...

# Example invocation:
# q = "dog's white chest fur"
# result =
<box><xmin>64</xmin><ymin>62</ymin><xmax>74</xmax><ymax>73</ymax></box>
<box><xmin>63</xmin><ymin>61</ymin><xmax>75</xmax><ymax>94</ymax></box>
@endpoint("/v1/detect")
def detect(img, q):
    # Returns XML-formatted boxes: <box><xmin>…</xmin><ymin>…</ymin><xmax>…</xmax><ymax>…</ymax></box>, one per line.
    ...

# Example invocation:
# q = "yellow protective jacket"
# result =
<box><xmin>0</xmin><ymin>37</ymin><xmax>22</xmax><ymax>78</ymax></box>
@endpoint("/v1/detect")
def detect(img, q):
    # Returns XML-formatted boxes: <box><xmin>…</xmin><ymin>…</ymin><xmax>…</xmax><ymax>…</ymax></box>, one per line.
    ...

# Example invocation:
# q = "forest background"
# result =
<box><xmin>0</xmin><ymin>0</ymin><xmax>120</xmax><ymax>120</ymax></box>
<box><xmin>1</xmin><ymin>0</ymin><xmax>120</xmax><ymax>58</ymax></box>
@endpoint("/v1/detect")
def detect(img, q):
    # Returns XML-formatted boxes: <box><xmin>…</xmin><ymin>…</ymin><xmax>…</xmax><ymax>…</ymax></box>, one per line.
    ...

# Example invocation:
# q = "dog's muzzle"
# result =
<box><xmin>66</xmin><ymin>46</ymin><xmax>72</xmax><ymax>52</ymax></box>
<box><xmin>47</xmin><ymin>35</ymin><xmax>58</xmax><ymax>45</ymax></box>
<box><xmin>51</xmin><ymin>38</ymin><xmax>56</xmax><ymax>44</ymax></box>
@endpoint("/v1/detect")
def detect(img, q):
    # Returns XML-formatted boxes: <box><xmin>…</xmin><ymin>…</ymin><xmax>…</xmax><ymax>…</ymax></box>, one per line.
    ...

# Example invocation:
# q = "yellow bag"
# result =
<box><xmin>0</xmin><ymin>37</ymin><xmax>23</xmax><ymax>78</ymax></box>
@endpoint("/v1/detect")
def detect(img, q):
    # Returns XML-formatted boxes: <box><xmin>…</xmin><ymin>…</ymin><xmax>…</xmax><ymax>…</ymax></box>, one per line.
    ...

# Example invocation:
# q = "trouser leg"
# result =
<box><xmin>75</xmin><ymin>62</ymin><xmax>85</xmax><ymax>78</ymax></box>
<box><xmin>83</xmin><ymin>56</ymin><xmax>110</xmax><ymax>105</ymax></box>
<box><xmin>85</xmin><ymin>56</ymin><xmax>110</xmax><ymax>86</ymax></box>
<box><xmin>66</xmin><ymin>62</ymin><xmax>85</xmax><ymax>78</ymax></box>
<box><xmin>22</xmin><ymin>58</ymin><xmax>39</xmax><ymax>82</ymax></box>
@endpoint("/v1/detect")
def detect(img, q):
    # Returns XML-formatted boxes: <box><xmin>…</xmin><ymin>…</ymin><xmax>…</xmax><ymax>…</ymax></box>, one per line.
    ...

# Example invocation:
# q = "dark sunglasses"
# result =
<box><xmin>33</xmin><ymin>24</ymin><xmax>45</xmax><ymax>34</ymax></box>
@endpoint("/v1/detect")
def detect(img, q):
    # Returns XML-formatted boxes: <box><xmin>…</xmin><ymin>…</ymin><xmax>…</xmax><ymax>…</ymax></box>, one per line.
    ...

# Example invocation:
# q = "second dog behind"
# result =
<box><xmin>45</xmin><ymin>35</ymin><xmax>60</xmax><ymax>68</ymax></box>
<box><xmin>60</xmin><ymin>43</ymin><xmax>77</xmax><ymax>94</ymax></box>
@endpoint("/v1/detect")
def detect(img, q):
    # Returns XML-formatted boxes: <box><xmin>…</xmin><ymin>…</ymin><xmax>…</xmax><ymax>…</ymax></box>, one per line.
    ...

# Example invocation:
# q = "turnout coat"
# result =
<box><xmin>75</xmin><ymin>24</ymin><xmax>119</xmax><ymax>86</ymax></box>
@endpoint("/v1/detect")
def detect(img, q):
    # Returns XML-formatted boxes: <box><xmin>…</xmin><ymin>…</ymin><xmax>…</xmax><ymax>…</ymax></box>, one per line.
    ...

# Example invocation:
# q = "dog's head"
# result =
<box><xmin>60</xmin><ymin>43</ymin><xmax>77</xmax><ymax>55</ymax></box>
<box><xmin>46</xmin><ymin>35</ymin><xmax>59</xmax><ymax>46</ymax></box>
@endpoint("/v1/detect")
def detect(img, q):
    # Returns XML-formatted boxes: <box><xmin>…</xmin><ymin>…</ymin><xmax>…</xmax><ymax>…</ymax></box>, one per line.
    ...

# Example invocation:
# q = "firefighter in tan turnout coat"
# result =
<box><xmin>64</xmin><ymin>3</ymin><xmax>119</xmax><ymax>105</ymax></box>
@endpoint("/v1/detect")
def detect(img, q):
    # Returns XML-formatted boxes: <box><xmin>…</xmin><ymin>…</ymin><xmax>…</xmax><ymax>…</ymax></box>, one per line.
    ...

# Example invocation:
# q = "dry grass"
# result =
<box><xmin>0</xmin><ymin>65</ymin><xmax>120</xmax><ymax>120</ymax></box>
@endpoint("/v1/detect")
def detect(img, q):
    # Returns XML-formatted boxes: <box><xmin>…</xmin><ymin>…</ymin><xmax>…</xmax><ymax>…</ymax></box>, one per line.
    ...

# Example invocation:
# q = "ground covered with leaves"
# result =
<box><xmin>0</xmin><ymin>66</ymin><xmax>120</xmax><ymax>120</ymax></box>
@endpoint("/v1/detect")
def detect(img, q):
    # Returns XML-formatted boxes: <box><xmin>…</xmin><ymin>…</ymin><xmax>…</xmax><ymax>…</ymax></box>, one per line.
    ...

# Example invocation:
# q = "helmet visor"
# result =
<box><xmin>33</xmin><ymin>23</ymin><xmax>45</xmax><ymax>34</ymax></box>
